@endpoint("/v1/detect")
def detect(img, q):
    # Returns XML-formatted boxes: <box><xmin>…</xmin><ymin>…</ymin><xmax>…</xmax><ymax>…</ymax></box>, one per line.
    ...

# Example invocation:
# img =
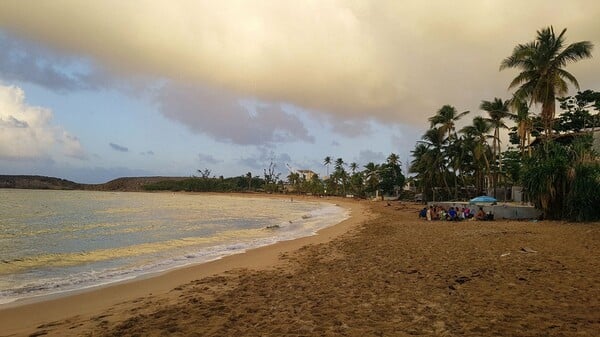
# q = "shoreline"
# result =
<box><xmin>0</xmin><ymin>196</ymin><xmax>369</xmax><ymax>336</ymax></box>
<box><xmin>0</xmin><ymin>191</ymin><xmax>349</xmax><ymax>308</ymax></box>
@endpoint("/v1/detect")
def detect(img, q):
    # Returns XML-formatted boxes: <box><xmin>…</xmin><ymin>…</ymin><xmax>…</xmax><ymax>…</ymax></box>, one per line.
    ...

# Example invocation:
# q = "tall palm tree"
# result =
<box><xmin>323</xmin><ymin>156</ymin><xmax>332</xmax><ymax>177</ymax></box>
<box><xmin>333</xmin><ymin>158</ymin><xmax>347</xmax><ymax>195</ymax></box>
<box><xmin>246</xmin><ymin>172</ymin><xmax>252</xmax><ymax>190</ymax></box>
<box><xmin>428</xmin><ymin>105</ymin><xmax>470</xmax><ymax>140</ymax></box>
<box><xmin>500</xmin><ymin>26</ymin><xmax>593</xmax><ymax>136</ymax></box>
<box><xmin>363</xmin><ymin>162</ymin><xmax>380</xmax><ymax>196</ymax></box>
<box><xmin>461</xmin><ymin>117</ymin><xmax>493</xmax><ymax>194</ymax></box>
<box><xmin>481</xmin><ymin>98</ymin><xmax>511</xmax><ymax>162</ymax></box>
<box><xmin>510</xmin><ymin>97</ymin><xmax>533</xmax><ymax>157</ymax></box>
<box><xmin>480</xmin><ymin>98</ymin><xmax>511</xmax><ymax>196</ymax></box>
<box><xmin>386</xmin><ymin>153</ymin><xmax>400</xmax><ymax>167</ymax></box>
<box><xmin>420</xmin><ymin>127</ymin><xmax>451</xmax><ymax>196</ymax></box>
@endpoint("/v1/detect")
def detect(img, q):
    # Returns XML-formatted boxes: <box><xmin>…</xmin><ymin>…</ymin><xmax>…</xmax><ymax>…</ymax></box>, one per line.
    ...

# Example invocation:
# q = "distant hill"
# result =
<box><xmin>0</xmin><ymin>175</ymin><xmax>83</xmax><ymax>190</ymax></box>
<box><xmin>87</xmin><ymin>177</ymin><xmax>187</xmax><ymax>191</ymax></box>
<box><xmin>0</xmin><ymin>175</ymin><xmax>187</xmax><ymax>191</ymax></box>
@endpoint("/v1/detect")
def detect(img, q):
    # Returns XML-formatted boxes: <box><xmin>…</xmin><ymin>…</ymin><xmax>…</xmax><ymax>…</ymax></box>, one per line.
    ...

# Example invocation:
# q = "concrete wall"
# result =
<box><xmin>426</xmin><ymin>201</ymin><xmax>541</xmax><ymax>220</ymax></box>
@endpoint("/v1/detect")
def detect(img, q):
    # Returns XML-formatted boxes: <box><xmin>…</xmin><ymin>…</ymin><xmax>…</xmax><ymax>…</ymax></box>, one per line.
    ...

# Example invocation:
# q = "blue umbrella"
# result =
<box><xmin>469</xmin><ymin>195</ymin><xmax>497</xmax><ymax>205</ymax></box>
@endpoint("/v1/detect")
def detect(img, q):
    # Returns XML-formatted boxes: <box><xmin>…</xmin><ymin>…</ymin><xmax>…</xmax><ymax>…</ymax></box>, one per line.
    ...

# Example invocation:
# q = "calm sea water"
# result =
<box><xmin>0</xmin><ymin>190</ymin><xmax>348</xmax><ymax>305</ymax></box>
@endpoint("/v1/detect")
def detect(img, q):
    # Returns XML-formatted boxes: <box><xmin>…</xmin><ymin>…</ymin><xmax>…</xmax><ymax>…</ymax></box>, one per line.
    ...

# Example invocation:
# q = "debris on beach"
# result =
<box><xmin>520</xmin><ymin>247</ymin><xmax>537</xmax><ymax>253</ymax></box>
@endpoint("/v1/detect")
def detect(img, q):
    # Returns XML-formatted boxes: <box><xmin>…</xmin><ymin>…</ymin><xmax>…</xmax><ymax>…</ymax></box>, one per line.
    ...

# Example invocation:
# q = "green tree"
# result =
<box><xmin>522</xmin><ymin>136</ymin><xmax>599</xmax><ymax>220</ymax></box>
<box><xmin>461</xmin><ymin>117</ymin><xmax>493</xmax><ymax>195</ymax></box>
<box><xmin>510</xmin><ymin>97</ymin><xmax>533</xmax><ymax>157</ymax></box>
<box><xmin>363</xmin><ymin>162</ymin><xmax>380</xmax><ymax>197</ymax></box>
<box><xmin>428</xmin><ymin>105</ymin><xmax>470</xmax><ymax>140</ymax></box>
<box><xmin>500</xmin><ymin>26</ymin><xmax>593</xmax><ymax>136</ymax></box>
<box><xmin>480</xmin><ymin>97</ymin><xmax>511</xmax><ymax>197</ymax></box>
<box><xmin>323</xmin><ymin>156</ymin><xmax>332</xmax><ymax>177</ymax></box>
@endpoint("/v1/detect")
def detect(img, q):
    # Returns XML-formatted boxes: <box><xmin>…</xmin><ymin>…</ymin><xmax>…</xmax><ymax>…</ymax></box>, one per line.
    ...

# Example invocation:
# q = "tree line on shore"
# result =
<box><xmin>143</xmin><ymin>154</ymin><xmax>406</xmax><ymax>200</ymax></box>
<box><xmin>409</xmin><ymin>26</ymin><xmax>599</xmax><ymax>221</ymax></box>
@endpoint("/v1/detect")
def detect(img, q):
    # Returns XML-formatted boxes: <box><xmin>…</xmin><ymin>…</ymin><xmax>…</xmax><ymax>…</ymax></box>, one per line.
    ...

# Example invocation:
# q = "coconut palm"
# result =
<box><xmin>333</xmin><ymin>158</ymin><xmax>347</xmax><ymax>195</ymax></box>
<box><xmin>510</xmin><ymin>97</ymin><xmax>533</xmax><ymax>157</ymax></box>
<box><xmin>349</xmin><ymin>162</ymin><xmax>358</xmax><ymax>174</ymax></box>
<box><xmin>461</xmin><ymin>117</ymin><xmax>493</xmax><ymax>194</ymax></box>
<box><xmin>428</xmin><ymin>105</ymin><xmax>470</xmax><ymax>140</ymax></box>
<box><xmin>480</xmin><ymin>98</ymin><xmax>511</xmax><ymax>196</ymax></box>
<box><xmin>419</xmin><ymin>127</ymin><xmax>451</xmax><ymax>196</ymax></box>
<box><xmin>323</xmin><ymin>156</ymin><xmax>332</xmax><ymax>177</ymax></box>
<box><xmin>363</xmin><ymin>162</ymin><xmax>380</xmax><ymax>196</ymax></box>
<box><xmin>386</xmin><ymin>153</ymin><xmax>400</xmax><ymax>167</ymax></box>
<box><xmin>500</xmin><ymin>26</ymin><xmax>593</xmax><ymax>136</ymax></box>
<box><xmin>481</xmin><ymin>98</ymin><xmax>511</xmax><ymax>161</ymax></box>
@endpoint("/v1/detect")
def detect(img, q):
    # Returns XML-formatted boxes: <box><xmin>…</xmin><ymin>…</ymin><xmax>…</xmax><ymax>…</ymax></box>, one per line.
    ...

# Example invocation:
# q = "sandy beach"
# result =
<box><xmin>1</xmin><ymin>199</ymin><xmax>599</xmax><ymax>337</ymax></box>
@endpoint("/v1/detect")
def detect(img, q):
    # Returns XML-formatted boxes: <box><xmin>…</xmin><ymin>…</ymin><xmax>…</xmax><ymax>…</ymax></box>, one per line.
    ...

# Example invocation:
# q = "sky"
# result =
<box><xmin>0</xmin><ymin>1</ymin><xmax>599</xmax><ymax>184</ymax></box>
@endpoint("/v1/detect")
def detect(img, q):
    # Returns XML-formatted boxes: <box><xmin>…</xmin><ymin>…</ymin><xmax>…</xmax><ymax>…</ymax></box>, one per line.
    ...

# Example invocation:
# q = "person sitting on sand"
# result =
<box><xmin>448</xmin><ymin>207</ymin><xmax>457</xmax><ymax>221</ymax></box>
<box><xmin>419</xmin><ymin>207</ymin><xmax>427</xmax><ymax>219</ymax></box>
<box><xmin>475</xmin><ymin>207</ymin><xmax>486</xmax><ymax>221</ymax></box>
<box><xmin>458</xmin><ymin>208</ymin><xmax>466</xmax><ymax>220</ymax></box>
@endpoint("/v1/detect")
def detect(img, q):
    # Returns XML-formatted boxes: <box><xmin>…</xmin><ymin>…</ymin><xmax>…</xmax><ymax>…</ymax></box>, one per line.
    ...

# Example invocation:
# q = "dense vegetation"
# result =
<box><xmin>410</xmin><ymin>26</ymin><xmax>599</xmax><ymax>221</ymax></box>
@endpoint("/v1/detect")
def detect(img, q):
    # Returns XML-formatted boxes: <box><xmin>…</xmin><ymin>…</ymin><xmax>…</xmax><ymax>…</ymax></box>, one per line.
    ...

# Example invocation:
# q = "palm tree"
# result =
<box><xmin>246</xmin><ymin>172</ymin><xmax>252</xmax><ymax>190</ymax></box>
<box><xmin>500</xmin><ymin>26</ymin><xmax>593</xmax><ymax>136</ymax></box>
<box><xmin>386</xmin><ymin>153</ymin><xmax>400</xmax><ymax>167</ymax></box>
<box><xmin>481</xmin><ymin>98</ymin><xmax>511</xmax><ymax>161</ymax></box>
<box><xmin>461</xmin><ymin>117</ymin><xmax>493</xmax><ymax>194</ymax></box>
<box><xmin>428</xmin><ymin>105</ymin><xmax>470</xmax><ymax>140</ymax></box>
<box><xmin>323</xmin><ymin>156</ymin><xmax>332</xmax><ymax>177</ymax></box>
<box><xmin>419</xmin><ymin>127</ymin><xmax>451</xmax><ymax>196</ymax></box>
<box><xmin>349</xmin><ymin>162</ymin><xmax>358</xmax><ymax>174</ymax></box>
<box><xmin>363</xmin><ymin>162</ymin><xmax>380</xmax><ymax>197</ymax></box>
<box><xmin>480</xmin><ymin>98</ymin><xmax>511</xmax><ymax>196</ymax></box>
<box><xmin>510</xmin><ymin>98</ymin><xmax>533</xmax><ymax>157</ymax></box>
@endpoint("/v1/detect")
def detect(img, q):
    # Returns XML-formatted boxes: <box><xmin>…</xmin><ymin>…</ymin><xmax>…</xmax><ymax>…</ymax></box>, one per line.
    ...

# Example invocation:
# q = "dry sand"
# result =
<box><xmin>1</xmin><ymin>200</ymin><xmax>599</xmax><ymax>337</ymax></box>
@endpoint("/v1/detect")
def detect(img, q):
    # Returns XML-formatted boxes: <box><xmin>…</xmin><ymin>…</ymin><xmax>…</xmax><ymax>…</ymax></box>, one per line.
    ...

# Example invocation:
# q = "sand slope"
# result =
<box><xmin>2</xmin><ymin>201</ymin><xmax>599</xmax><ymax>336</ymax></box>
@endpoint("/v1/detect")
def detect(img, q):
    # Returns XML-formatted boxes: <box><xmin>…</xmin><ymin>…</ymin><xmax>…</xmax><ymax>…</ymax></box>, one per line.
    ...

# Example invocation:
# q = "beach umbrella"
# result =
<box><xmin>469</xmin><ymin>195</ymin><xmax>497</xmax><ymax>205</ymax></box>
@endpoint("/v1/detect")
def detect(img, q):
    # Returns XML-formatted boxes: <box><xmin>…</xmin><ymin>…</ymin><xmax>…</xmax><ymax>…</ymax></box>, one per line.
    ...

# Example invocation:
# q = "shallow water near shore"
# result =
<box><xmin>0</xmin><ymin>190</ymin><xmax>348</xmax><ymax>305</ymax></box>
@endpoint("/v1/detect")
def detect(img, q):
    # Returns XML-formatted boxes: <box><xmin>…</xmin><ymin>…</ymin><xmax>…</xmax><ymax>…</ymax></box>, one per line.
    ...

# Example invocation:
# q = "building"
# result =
<box><xmin>297</xmin><ymin>170</ymin><xmax>317</xmax><ymax>181</ymax></box>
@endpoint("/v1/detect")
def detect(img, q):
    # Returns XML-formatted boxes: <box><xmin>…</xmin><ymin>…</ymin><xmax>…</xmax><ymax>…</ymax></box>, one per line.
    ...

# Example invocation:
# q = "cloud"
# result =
<box><xmin>238</xmin><ymin>148</ymin><xmax>290</xmax><ymax>174</ymax></box>
<box><xmin>109</xmin><ymin>142</ymin><xmax>128</xmax><ymax>152</ymax></box>
<box><xmin>0</xmin><ymin>83</ymin><xmax>86</xmax><ymax>160</ymax></box>
<box><xmin>331</xmin><ymin>119</ymin><xmax>373</xmax><ymax>137</ymax></box>
<box><xmin>0</xmin><ymin>1</ymin><xmax>598</xmax><ymax>129</ymax></box>
<box><xmin>156</xmin><ymin>83</ymin><xmax>314</xmax><ymax>145</ymax></box>
<box><xmin>355</xmin><ymin>150</ymin><xmax>386</xmax><ymax>166</ymax></box>
<box><xmin>59</xmin><ymin>132</ymin><xmax>87</xmax><ymax>159</ymax></box>
<box><xmin>198</xmin><ymin>153</ymin><xmax>221</xmax><ymax>164</ymax></box>
<box><xmin>140</xmin><ymin>150</ymin><xmax>154</xmax><ymax>156</ymax></box>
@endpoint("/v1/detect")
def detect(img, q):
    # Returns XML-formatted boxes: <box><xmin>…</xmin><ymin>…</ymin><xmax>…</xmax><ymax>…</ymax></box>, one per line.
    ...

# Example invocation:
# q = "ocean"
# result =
<box><xmin>0</xmin><ymin>189</ymin><xmax>348</xmax><ymax>305</ymax></box>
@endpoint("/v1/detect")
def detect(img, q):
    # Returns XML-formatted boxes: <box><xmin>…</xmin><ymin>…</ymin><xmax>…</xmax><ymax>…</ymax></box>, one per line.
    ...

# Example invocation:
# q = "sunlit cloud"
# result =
<box><xmin>0</xmin><ymin>83</ymin><xmax>86</xmax><ymax>160</ymax></box>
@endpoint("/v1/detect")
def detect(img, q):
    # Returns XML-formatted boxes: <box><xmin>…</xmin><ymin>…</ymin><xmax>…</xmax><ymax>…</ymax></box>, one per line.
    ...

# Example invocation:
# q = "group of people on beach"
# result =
<box><xmin>419</xmin><ymin>205</ymin><xmax>492</xmax><ymax>221</ymax></box>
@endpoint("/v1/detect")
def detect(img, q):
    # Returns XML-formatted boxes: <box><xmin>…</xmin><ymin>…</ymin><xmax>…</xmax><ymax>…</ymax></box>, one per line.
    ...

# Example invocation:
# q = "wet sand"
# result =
<box><xmin>1</xmin><ymin>200</ymin><xmax>599</xmax><ymax>336</ymax></box>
